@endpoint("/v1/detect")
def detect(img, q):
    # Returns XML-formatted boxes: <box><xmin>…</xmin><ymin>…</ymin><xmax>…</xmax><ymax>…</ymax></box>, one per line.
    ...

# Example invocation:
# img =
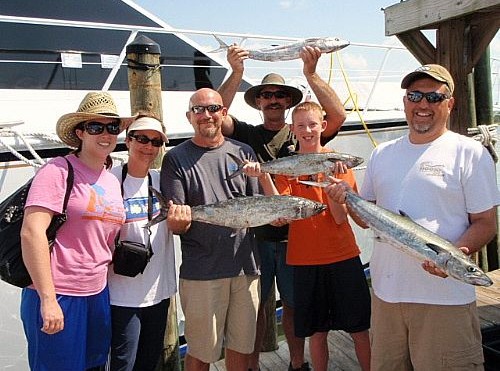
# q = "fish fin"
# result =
<box><xmin>231</xmin><ymin>191</ymin><xmax>247</xmax><ymax>198</ymax></box>
<box><xmin>298</xmin><ymin>180</ymin><xmax>329</xmax><ymax>187</ymax></box>
<box><xmin>225</xmin><ymin>152</ymin><xmax>245</xmax><ymax>180</ymax></box>
<box><xmin>398</xmin><ymin>210</ymin><xmax>412</xmax><ymax>218</ymax></box>
<box><xmin>426</xmin><ymin>243</ymin><xmax>449</xmax><ymax>255</ymax></box>
<box><xmin>207</xmin><ymin>35</ymin><xmax>229</xmax><ymax>53</ymax></box>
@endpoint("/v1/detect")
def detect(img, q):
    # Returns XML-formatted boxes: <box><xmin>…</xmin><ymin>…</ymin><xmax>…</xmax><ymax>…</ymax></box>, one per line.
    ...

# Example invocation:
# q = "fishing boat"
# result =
<box><xmin>0</xmin><ymin>0</ymin><xmax>466</xmax><ymax>369</ymax></box>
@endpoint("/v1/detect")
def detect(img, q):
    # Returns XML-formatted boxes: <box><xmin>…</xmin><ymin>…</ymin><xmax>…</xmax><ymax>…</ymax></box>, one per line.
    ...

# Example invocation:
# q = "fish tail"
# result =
<box><xmin>149</xmin><ymin>186</ymin><xmax>170</xmax><ymax>210</ymax></box>
<box><xmin>207</xmin><ymin>35</ymin><xmax>229</xmax><ymax>53</ymax></box>
<box><xmin>225</xmin><ymin>152</ymin><xmax>245</xmax><ymax>180</ymax></box>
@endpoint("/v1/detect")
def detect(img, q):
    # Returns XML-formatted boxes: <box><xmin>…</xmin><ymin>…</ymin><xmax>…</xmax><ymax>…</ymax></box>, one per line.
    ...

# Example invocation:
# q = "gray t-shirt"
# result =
<box><xmin>160</xmin><ymin>138</ymin><xmax>261</xmax><ymax>280</ymax></box>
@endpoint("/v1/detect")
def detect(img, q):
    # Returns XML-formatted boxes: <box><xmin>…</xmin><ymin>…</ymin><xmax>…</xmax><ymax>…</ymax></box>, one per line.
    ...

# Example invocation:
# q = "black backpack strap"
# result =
<box><xmin>121</xmin><ymin>163</ymin><xmax>128</xmax><ymax>196</ymax></box>
<box><xmin>61</xmin><ymin>157</ymin><xmax>74</xmax><ymax>212</ymax></box>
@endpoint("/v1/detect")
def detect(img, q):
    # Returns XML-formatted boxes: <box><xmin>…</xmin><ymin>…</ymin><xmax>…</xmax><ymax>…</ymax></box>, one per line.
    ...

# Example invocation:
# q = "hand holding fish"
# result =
<box><xmin>301</xmin><ymin>46</ymin><xmax>321</xmax><ymax>77</ymax></box>
<box><xmin>422</xmin><ymin>246</ymin><xmax>470</xmax><ymax>278</ymax></box>
<box><xmin>322</xmin><ymin>176</ymin><xmax>352</xmax><ymax>204</ymax></box>
<box><xmin>240</xmin><ymin>160</ymin><xmax>263</xmax><ymax>178</ymax></box>
<box><xmin>166</xmin><ymin>201</ymin><xmax>192</xmax><ymax>234</ymax></box>
<box><xmin>226</xmin><ymin>44</ymin><xmax>248</xmax><ymax>74</ymax></box>
<box><xmin>330</xmin><ymin>161</ymin><xmax>348</xmax><ymax>176</ymax></box>
<box><xmin>270</xmin><ymin>217</ymin><xmax>289</xmax><ymax>227</ymax></box>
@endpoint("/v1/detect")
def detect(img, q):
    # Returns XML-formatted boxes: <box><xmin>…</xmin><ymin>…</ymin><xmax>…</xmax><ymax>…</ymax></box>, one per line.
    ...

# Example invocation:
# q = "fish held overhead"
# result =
<box><xmin>226</xmin><ymin>152</ymin><xmax>364</xmax><ymax>180</ymax></box>
<box><xmin>146</xmin><ymin>187</ymin><xmax>327</xmax><ymax>229</ymax></box>
<box><xmin>298</xmin><ymin>180</ymin><xmax>493</xmax><ymax>287</ymax></box>
<box><xmin>211</xmin><ymin>35</ymin><xmax>350</xmax><ymax>62</ymax></box>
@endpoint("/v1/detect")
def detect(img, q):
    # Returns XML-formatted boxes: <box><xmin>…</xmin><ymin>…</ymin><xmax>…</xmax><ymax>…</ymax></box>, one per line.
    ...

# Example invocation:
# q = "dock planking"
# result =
<box><xmin>210</xmin><ymin>269</ymin><xmax>500</xmax><ymax>371</ymax></box>
<box><xmin>477</xmin><ymin>268</ymin><xmax>500</xmax><ymax>330</ymax></box>
<box><xmin>210</xmin><ymin>330</ymin><xmax>361</xmax><ymax>371</ymax></box>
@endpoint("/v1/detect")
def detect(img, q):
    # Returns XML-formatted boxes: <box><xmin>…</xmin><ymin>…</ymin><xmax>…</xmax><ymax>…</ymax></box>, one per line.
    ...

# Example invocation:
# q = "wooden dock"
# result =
<box><xmin>210</xmin><ymin>269</ymin><xmax>500</xmax><ymax>371</ymax></box>
<box><xmin>477</xmin><ymin>268</ymin><xmax>500</xmax><ymax>330</ymax></box>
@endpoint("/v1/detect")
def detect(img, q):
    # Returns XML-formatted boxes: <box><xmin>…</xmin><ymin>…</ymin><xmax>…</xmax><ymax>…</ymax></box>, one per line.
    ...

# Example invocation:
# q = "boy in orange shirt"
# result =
<box><xmin>243</xmin><ymin>101</ymin><xmax>370</xmax><ymax>371</ymax></box>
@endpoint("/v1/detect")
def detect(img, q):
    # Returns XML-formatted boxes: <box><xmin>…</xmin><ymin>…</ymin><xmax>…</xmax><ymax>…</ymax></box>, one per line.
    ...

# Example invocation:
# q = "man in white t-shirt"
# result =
<box><xmin>325</xmin><ymin>64</ymin><xmax>500</xmax><ymax>370</ymax></box>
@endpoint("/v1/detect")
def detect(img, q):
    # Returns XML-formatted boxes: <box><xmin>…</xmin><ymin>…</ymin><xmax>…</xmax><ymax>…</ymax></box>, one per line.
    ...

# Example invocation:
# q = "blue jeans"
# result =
<box><xmin>258</xmin><ymin>240</ymin><xmax>295</xmax><ymax>307</ymax></box>
<box><xmin>109</xmin><ymin>298</ymin><xmax>170</xmax><ymax>371</ymax></box>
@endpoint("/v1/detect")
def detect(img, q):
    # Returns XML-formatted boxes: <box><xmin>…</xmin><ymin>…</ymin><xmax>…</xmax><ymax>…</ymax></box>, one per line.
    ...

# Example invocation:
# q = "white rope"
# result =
<box><xmin>467</xmin><ymin>124</ymin><xmax>498</xmax><ymax>162</ymax></box>
<box><xmin>0</xmin><ymin>129</ymin><xmax>46</xmax><ymax>167</ymax></box>
<box><xmin>0</xmin><ymin>129</ymin><xmax>128</xmax><ymax>166</ymax></box>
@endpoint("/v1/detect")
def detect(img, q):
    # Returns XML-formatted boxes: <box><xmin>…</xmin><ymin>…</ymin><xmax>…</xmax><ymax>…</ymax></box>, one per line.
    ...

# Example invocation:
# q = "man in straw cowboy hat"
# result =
<box><xmin>21</xmin><ymin>91</ymin><xmax>134</xmax><ymax>370</ymax></box>
<box><xmin>218</xmin><ymin>45</ymin><xmax>346</xmax><ymax>371</ymax></box>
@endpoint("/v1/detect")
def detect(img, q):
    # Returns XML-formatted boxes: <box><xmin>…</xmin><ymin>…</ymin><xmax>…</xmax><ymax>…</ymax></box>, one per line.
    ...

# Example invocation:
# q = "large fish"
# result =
<box><xmin>211</xmin><ymin>35</ymin><xmax>350</xmax><ymax>62</ymax></box>
<box><xmin>146</xmin><ymin>186</ymin><xmax>326</xmax><ymax>229</ymax></box>
<box><xmin>299</xmin><ymin>180</ymin><xmax>493</xmax><ymax>287</ymax></box>
<box><xmin>226</xmin><ymin>152</ymin><xmax>364</xmax><ymax>180</ymax></box>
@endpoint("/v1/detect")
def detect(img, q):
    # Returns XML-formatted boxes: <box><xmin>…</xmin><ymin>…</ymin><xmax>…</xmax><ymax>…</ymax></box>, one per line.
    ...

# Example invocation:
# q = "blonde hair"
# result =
<box><xmin>292</xmin><ymin>101</ymin><xmax>324</xmax><ymax>121</ymax></box>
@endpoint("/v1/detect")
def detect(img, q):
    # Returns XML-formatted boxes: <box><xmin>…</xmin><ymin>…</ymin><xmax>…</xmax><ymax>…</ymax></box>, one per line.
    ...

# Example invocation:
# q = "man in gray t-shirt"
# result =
<box><xmin>161</xmin><ymin>88</ymin><xmax>261</xmax><ymax>370</ymax></box>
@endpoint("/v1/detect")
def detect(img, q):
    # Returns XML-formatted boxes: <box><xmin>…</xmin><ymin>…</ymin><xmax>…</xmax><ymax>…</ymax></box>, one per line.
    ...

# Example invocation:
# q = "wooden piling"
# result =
<box><xmin>126</xmin><ymin>34</ymin><xmax>165</xmax><ymax>169</ymax></box>
<box><xmin>126</xmin><ymin>35</ymin><xmax>180</xmax><ymax>371</ymax></box>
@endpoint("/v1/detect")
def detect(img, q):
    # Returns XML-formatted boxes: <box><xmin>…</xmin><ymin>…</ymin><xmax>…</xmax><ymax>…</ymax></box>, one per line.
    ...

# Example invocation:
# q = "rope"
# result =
<box><xmin>0</xmin><ymin>128</ymin><xmax>46</xmax><ymax>167</ymax></box>
<box><xmin>467</xmin><ymin>124</ymin><xmax>498</xmax><ymax>163</ymax></box>
<box><xmin>335</xmin><ymin>52</ymin><xmax>379</xmax><ymax>148</ymax></box>
<box><xmin>0</xmin><ymin>129</ymin><xmax>129</xmax><ymax>167</ymax></box>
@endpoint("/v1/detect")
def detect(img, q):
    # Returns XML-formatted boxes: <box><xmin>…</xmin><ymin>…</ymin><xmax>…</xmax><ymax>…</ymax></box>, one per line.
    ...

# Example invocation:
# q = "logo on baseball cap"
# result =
<box><xmin>401</xmin><ymin>64</ymin><xmax>454</xmax><ymax>94</ymax></box>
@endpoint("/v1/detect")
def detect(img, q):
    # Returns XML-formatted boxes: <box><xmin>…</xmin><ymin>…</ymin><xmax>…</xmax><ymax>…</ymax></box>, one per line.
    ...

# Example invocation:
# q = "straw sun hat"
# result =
<box><xmin>56</xmin><ymin>92</ymin><xmax>136</xmax><ymax>148</ymax></box>
<box><xmin>244</xmin><ymin>73</ymin><xmax>303</xmax><ymax>110</ymax></box>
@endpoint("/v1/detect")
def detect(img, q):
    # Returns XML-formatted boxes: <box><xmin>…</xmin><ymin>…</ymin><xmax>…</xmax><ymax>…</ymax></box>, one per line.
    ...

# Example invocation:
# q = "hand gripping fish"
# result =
<box><xmin>299</xmin><ymin>180</ymin><xmax>493</xmax><ymax>287</ymax></box>
<box><xmin>146</xmin><ymin>187</ymin><xmax>326</xmax><ymax>229</ymax></box>
<box><xmin>226</xmin><ymin>152</ymin><xmax>364</xmax><ymax>180</ymax></box>
<box><xmin>211</xmin><ymin>35</ymin><xmax>350</xmax><ymax>62</ymax></box>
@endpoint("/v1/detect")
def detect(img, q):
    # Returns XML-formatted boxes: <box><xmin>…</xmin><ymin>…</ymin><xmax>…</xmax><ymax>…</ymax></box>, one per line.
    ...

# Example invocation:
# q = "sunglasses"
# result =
<box><xmin>406</xmin><ymin>91</ymin><xmax>450</xmax><ymax>104</ymax></box>
<box><xmin>190</xmin><ymin>104</ymin><xmax>223</xmax><ymax>114</ymax></box>
<box><xmin>128</xmin><ymin>134</ymin><xmax>164</xmax><ymax>147</ymax></box>
<box><xmin>82</xmin><ymin>121</ymin><xmax>121</xmax><ymax>135</ymax></box>
<box><xmin>257</xmin><ymin>91</ymin><xmax>290</xmax><ymax>99</ymax></box>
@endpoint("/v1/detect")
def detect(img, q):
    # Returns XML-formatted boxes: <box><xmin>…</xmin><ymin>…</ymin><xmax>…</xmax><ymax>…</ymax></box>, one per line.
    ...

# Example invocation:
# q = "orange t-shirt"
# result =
<box><xmin>275</xmin><ymin>158</ymin><xmax>361</xmax><ymax>266</ymax></box>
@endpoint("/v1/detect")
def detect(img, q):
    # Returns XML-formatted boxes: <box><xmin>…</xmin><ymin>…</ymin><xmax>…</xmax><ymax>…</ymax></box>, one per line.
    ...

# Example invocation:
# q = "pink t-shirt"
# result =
<box><xmin>26</xmin><ymin>155</ymin><xmax>125</xmax><ymax>296</ymax></box>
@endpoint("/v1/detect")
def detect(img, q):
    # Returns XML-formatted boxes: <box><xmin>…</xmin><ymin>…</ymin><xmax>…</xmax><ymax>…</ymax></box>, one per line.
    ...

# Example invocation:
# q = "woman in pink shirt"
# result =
<box><xmin>20</xmin><ymin>92</ymin><xmax>133</xmax><ymax>371</ymax></box>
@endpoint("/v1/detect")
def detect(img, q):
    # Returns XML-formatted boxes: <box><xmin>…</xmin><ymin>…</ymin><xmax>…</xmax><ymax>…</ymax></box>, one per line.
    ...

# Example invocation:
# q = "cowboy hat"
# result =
<box><xmin>244</xmin><ymin>73</ymin><xmax>303</xmax><ymax>110</ymax></box>
<box><xmin>56</xmin><ymin>91</ymin><xmax>136</xmax><ymax>148</ymax></box>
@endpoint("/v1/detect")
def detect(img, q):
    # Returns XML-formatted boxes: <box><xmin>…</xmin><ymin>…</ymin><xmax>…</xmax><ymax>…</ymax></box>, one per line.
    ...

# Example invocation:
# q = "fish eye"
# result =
<box><xmin>467</xmin><ymin>266</ymin><xmax>477</xmax><ymax>273</ymax></box>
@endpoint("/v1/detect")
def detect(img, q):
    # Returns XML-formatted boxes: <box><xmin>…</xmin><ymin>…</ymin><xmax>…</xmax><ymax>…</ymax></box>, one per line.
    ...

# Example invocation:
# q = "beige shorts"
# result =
<box><xmin>180</xmin><ymin>275</ymin><xmax>260</xmax><ymax>363</ymax></box>
<box><xmin>370</xmin><ymin>294</ymin><xmax>484</xmax><ymax>371</ymax></box>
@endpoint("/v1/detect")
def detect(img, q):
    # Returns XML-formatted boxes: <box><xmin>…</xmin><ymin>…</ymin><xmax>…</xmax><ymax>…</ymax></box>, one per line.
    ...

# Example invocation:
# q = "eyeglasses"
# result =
<box><xmin>190</xmin><ymin>104</ymin><xmax>223</xmax><ymax>114</ymax></box>
<box><xmin>406</xmin><ymin>91</ymin><xmax>450</xmax><ymax>104</ymax></box>
<box><xmin>82</xmin><ymin>121</ymin><xmax>121</xmax><ymax>135</ymax></box>
<box><xmin>257</xmin><ymin>91</ymin><xmax>290</xmax><ymax>99</ymax></box>
<box><xmin>128</xmin><ymin>134</ymin><xmax>165</xmax><ymax>147</ymax></box>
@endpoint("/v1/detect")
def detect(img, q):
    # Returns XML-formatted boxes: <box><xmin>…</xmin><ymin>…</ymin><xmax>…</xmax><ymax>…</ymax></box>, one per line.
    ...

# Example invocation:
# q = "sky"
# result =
<box><xmin>132</xmin><ymin>0</ymin><xmax>500</xmax><ymax>108</ymax></box>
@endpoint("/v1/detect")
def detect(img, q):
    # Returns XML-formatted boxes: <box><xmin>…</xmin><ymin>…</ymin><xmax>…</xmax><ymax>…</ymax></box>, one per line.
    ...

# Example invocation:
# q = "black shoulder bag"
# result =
<box><xmin>112</xmin><ymin>164</ymin><xmax>154</xmax><ymax>277</ymax></box>
<box><xmin>0</xmin><ymin>157</ymin><xmax>74</xmax><ymax>288</ymax></box>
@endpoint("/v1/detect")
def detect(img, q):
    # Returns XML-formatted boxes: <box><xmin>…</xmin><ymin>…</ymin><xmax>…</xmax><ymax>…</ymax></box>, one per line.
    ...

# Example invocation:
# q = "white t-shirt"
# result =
<box><xmin>361</xmin><ymin>131</ymin><xmax>500</xmax><ymax>305</ymax></box>
<box><xmin>108</xmin><ymin>166</ymin><xmax>177</xmax><ymax>307</ymax></box>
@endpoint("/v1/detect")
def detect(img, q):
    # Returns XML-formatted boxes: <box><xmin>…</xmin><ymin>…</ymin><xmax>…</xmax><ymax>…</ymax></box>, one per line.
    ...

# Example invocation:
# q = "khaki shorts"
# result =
<box><xmin>371</xmin><ymin>294</ymin><xmax>484</xmax><ymax>371</ymax></box>
<box><xmin>180</xmin><ymin>275</ymin><xmax>260</xmax><ymax>363</ymax></box>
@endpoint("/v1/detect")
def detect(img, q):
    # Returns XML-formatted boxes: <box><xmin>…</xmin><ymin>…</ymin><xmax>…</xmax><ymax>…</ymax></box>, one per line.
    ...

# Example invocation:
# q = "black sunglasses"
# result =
<box><xmin>82</xmin><ymin>121</ymin><xmax>121</xmax><ymax>135</ymax></box>
<box><xmin>128</xmin><ymin>134</ymin><xmax>164</xmax><ymax>147</ymax></box>
<box><xmin>190</xmin><ymin>104</ymin><xmax>223</xmax><ymax>114</ymax></box>
<box><xmin>406</xmin><ymin>91</ymin><xmax>450</xmax><ymax>104</ymax></box>
<box><xmin>257</xmin><ymin>90</ymin><xmax>290</xmax><ymax>99</ymax></box>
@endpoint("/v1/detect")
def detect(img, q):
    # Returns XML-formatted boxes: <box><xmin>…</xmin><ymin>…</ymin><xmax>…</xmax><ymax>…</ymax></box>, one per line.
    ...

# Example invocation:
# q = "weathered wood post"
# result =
<box><xmin>126</xmin><ymin>35</ymin><xmax>181</xmax><ymax>371</ymax></box>
<box><xmin>474</xmin><ymin>47</ymin><xmax>499</xmax><ymax>271</ymax></box>
<box><xmin>127</xmin><ymin>34</ymin><xmax>165</xmax><ymax>169</ymax></box>
<box><xmin>261</xmin><ymin>283</ymin><xmax>279</xmax><ymax>351</ymax></box>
